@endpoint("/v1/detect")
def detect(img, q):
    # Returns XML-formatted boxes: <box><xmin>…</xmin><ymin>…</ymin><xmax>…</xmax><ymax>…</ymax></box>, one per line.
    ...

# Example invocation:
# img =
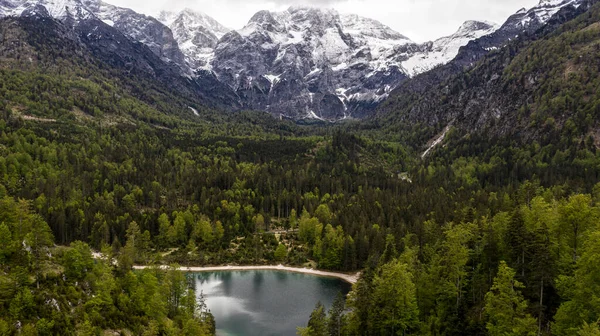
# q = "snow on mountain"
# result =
<box><xmin>0</xmin><ymin>0</ymin><xmax>583</xmax><ymax>121</ymax></box>
<box><xmin>206</xmin><ymin>6</ymin><xmax>503</xmax><ymax>120</ymax></box>
<box><xmin>491</xmin><ymin>0</ymin><xmax>581</xmax><ymax>43</ymax></box>
<box><xmin>402</xmin><ymin>20</ymin><xmax>499</xmax><ymax>77</ymax></box>
<box><xmin>0</xmin><ymin>0</ymin><xmax>188</xmax><ymax>71</ymax></box>
<box><xmin>158</xmin><ymin>8</ymin><xmax>230</xmax><ymax>70</ymax></box>
<box><xmin>0</xmin><ymin>0</ymin><xmax>93</xmax><ymax>20</ymax></box>
<box><xmin>208</xmin><ymin>6</ymin><xmax>419</xmax><ymax>120</ymax></box>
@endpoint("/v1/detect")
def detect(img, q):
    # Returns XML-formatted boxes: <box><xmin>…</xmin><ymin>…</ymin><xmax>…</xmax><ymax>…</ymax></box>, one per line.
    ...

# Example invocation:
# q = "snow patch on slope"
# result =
<box><xmin>402</xmin><ymin>21</ymin><xmax>499</xmax><ymax>77</ymax></box>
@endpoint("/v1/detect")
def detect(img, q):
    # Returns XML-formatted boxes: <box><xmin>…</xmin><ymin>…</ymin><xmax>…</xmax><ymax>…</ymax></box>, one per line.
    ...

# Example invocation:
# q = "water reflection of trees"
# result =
<box><xmin>253</xmin><ymin>271</ymin><xmax>264</xmax><ymax>293</ymax></box>
<box><xmin>275</xmin><ymin>270</ymin><xmax>288</xmax><ymax>282</ymax></box>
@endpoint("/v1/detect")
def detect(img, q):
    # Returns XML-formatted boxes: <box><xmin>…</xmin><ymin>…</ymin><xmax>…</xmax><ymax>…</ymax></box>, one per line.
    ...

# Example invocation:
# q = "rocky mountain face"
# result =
<box><xmin>203</xmin><ymin>7</ymin><xmax>498</xmax><ymax>120</ymax></box>
<box><xmin>0</xmin><ymin>0</ymin><xmax>242</xmax><ymax>110</ymax></box>
<box><xmin>208</xmin><ymin>7</ymin><xmax>411</xmax><ymax>120</ymax></box>
<box><xmin>0</xmin><ymin>0</ymin><xmax>585</xmax><ymax>121</ymax></box>
<box><xmin>381</xmin><ymin>0</ymin><xmax>585</xmax><ymax>112</ymax></box>
<box><xmin>158</xmin><ymin>9</ymin><xmax>230</xmax><ymax>70</ymax></box>
<box><xmin>165</xmin><ymin>1</ymin><xmax>579</xmax><ymax>121</ymax></box>
<box><xmin>400</xmin><ymin>20</ymin><xmax>498</xmax><ymax>77</ymax></box>
<box><xmin>0</xmin><ymin>0</ymin><xmax>188</xmax><ymax>72</ymax></box>
<box><xmin>376</xmin><ymin>0</ymin><xmax>599</xmax><ymax>152</ymax></box>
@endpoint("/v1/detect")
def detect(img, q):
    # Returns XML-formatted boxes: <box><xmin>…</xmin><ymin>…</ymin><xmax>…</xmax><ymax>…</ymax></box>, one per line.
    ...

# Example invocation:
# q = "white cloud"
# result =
<box><xmin>106</xmin><ymin>0</ymin><xmax>540</xmax><ymax>42</ymax></box>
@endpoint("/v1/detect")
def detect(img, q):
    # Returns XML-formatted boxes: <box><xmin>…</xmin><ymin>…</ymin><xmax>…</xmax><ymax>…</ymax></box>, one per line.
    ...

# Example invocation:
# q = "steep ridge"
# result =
<box><xmin>158</xmin><ymin>9</ymin><xmax>230</xmax><ymax>70</ymax></box>
<box><xmin>0</xmin><ymin>0</ymin><xmax>585</xmax><ymax>121</ymax></box>
<box><xmin>401</xmin><ymin>20</ymin><xmax>498</xmax><ymax>77</ymax></box>
<box><xmin>207</xmin><ymin>6</ymin><xmax>497</xmax><ymax>120</ymax></box>
<box><xmin>0</xmin><ymin>0</ymin><xmax>188</xmax><ymax>71</ymax></box>
<box><xmin>388</xmin><ymin>0</ymin><xmax>585</xmax><ymax>102</ymax></box>
<box><xmin>375</xmin><ymin>0</ymin><xmax>600</xmax><ymax>154</ymax></box>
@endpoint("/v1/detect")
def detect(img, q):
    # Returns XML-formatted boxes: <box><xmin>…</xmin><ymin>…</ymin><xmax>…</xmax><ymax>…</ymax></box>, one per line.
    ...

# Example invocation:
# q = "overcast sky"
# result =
<box><xmin>107</xmin><ymin>0</ymin><xmax>540</xmax><ymax>42</ymax></box>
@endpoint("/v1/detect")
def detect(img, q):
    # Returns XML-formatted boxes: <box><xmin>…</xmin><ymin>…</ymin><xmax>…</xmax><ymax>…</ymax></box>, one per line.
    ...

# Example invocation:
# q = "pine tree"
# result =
<box><xmin>372</xmin><ymin>260</ymin><xmax>420</xmax><ymax>335</ymax></box>
<box><xmin>327</xmin><ymin>293</ymin><xmax>346</xmax><ymax>336</ymax></box>
<box><xmin>553</xmin><ymin>231</ymin><xmax>600</xmax><ymax>335</ymax></box>
<box><xmin>484</xmin><ymin>261</ymin><xmax>537</xmax><ymax>336</ymax></box>
<box><xmin>306</xmin><ymin>302</ymin><xmax>327</xmax><ymax>336</ymax></box>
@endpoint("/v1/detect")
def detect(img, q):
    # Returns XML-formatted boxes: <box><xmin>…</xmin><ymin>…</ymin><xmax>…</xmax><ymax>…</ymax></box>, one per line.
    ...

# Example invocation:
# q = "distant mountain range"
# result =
<box><xmin>0</xmin><ymin>0</ymin><xmax>583</xmax><ymax>120</ymax></box>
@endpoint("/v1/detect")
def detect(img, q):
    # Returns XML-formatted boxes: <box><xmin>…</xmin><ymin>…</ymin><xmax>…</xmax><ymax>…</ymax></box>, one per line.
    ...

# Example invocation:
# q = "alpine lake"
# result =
<box><xmin>191</xmin><ymin>270</ymin><xmax>352</xmax><ymax>336</ymax></box>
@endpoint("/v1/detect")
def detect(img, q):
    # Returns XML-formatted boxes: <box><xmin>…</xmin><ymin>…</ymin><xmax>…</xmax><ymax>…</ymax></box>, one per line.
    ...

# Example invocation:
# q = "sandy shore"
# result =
<box><xmin>133</xmin><ymin>264</ymin><xmax>360</xmax><ymax>284</ymax></box>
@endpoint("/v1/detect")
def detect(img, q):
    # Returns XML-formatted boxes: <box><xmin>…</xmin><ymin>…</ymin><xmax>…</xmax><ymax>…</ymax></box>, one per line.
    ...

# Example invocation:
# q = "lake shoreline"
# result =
<box><xmin>133</xmin><ymin>264</ymin><xmax>360</xmax><ymax>284</ymax></box>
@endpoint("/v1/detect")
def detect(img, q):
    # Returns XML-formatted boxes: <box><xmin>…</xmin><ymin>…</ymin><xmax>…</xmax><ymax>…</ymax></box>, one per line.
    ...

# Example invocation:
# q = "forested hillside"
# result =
<box><xmin>1</xmin><ymin>2</ymin><xmax>600</xmax><ymax>336</ymax></box>
<box><xmin>300</xmin><ymin>1</ymin><xmax>600</xmax><ymax>335</ymax></box>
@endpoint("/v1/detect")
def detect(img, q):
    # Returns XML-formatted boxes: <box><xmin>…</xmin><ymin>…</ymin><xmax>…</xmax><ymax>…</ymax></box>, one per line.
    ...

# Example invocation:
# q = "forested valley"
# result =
<box><xmin>1</xmin><ymin>1</ymin><xmax>600</xmax><ymax>336</ymax></box>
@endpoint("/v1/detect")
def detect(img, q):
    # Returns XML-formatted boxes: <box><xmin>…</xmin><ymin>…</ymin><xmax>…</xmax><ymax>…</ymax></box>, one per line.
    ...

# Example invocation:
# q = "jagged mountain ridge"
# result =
<box><xmin>163</xmin><ymin>0</ymin><xmax>580</xmax><ymax>121</ymax></box>
<box><xmin>158</xmin><ymin>9</ymin><xmax>230</xmax><ymax>70</ymax></box>
<box><xmin>379</xmin><ymin>0</ymin><xmax>584</xmax><ymax>112</ymax></box>
<box><xmin>376</xmin><ymin>0</ymin><xmax>599</xmax><ymax>153</ymax></box>
<box><xmin>202</xmin><ymin>6</ymin><xmax>498</xmax><ymax>120</ymax></box>
<box><xmin>0</xmin><ymin>0</ymin><xmax>584</xmax><ymax>121</ymax></box>
<box><xmin>0</xmin><ymin>0</ymin><xmax>189</xmax><ymax>72</ymax></box>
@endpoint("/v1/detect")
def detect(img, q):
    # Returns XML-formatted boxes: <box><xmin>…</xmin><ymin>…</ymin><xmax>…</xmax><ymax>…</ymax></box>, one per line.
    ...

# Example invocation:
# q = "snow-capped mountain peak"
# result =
<box><xmin>0</xmin><ymin>0</ymin><xmax>188</xmax><ymax>71</ymax></box>
<box><xmin>500</xmin><ymin>0</ymin><xmax>580</xmax><ymax>34</ymax></box>
<box><xmin>1</xmin><ymin>0</ymin><xmax>584</xmax><ymax>121</ymax></box>
<box><xmin>157</xmin><ymin>8</ymin><xmax>230</xmax><ymax>70</ymax></box>
<box><xmin>401</xmin><ymin>20</ymin><xmax>498</xmax><ymax>77</ymax></box>
<box><xmin>456</xmin><ymin>20</ymin><xmax>498</xmax><ymax>35</ymax></box>
<box><xmin>0</xmin><ymin>0</ymin><xmax>94</xmax><ymax>21</ymax></box>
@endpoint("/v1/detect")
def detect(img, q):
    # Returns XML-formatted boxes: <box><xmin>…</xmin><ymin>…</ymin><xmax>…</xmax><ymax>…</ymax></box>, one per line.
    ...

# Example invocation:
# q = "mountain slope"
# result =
<box><xmin>0</xmin><ymin>14</ymin><xmax>239</xmax><ymax>126</ymax></box>
<box><xmin>0</xmin><ymin>0</ymin><xmax>582</xmax><ymax>122</ymax></box>
<box><xmin>376</xmin><ymin>0</ymin><xmax>587</xmax><ymax>125</ymax></box>
<box><xmin>401</xmin><ymin>20</ymin><xmax>498</xmax><ymax>77</ymax></box>
<box><xmin>207</xmin><ymin>6</ymin><xmax>497</xmax><ymax>120</ymax></box>
<box><xmin>0</xmin><ymin>0</ymin><xmax>188</xmax><ymax>71</ymax></box>
<box><xmin>375</xmin><ymin>0</ymin><xmax>600</xmax><ymax>155</ymax></box>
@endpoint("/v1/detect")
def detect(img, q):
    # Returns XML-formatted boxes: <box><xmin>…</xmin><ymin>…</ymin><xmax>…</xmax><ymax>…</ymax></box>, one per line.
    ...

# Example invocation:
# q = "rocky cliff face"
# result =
<box><xmin>158</xmin><ymin>9</ymin><xmax>230</xmax><ymax>70</ymax></box>
<box><xmin>0</xmin><ymin>0</ymin><xmax>584</xmax><ymax>121</ymax></box>
<box><xmin>377</xmin><ymin>0</ymin><xmax>597</xmax><ymax>150</ymax></box>
<box><xmin>0</xmin><ymin>0</ymin><xmax>188</xmax><ymax>72</ymax></box>
<box><xmin>203</xmin><ymin>7</ymin><xmax>499</xmax><ymax>120</ymax></box>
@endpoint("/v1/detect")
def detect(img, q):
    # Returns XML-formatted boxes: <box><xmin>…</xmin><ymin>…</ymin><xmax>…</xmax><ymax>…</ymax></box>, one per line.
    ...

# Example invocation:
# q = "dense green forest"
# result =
<box><xmin>1</xmin><ymin>2</ymin><xmax>600</xmax><ymax>336</ymax></box>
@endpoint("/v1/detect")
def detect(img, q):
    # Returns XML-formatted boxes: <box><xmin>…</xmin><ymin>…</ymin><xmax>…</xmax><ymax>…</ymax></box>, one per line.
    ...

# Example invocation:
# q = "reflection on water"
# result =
<box><xmin>193</xmin><ymin>270</ymin><xmax>351</xmax><ymax>336</ymax></box>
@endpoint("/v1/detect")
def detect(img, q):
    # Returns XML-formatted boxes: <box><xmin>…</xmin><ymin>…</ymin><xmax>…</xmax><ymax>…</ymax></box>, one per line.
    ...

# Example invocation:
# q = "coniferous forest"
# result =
<box><xmin>1</xmin><ymin>1</ymin><xmax>600</xmax><ymax>336</ymax></box>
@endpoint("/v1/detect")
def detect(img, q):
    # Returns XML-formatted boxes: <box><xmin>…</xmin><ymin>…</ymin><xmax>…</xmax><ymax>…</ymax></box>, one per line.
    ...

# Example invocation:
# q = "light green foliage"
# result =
<box><xmin>173</xmin><ymin>212</ymin><xmax>188</xmax><ymax>246</ymax></box>
<box><xmin>554</xmin><ymin>231</ymin><xmax>600</xmax><ymax>335</ymax></box>
<box><xmin>372</xmin><ymin>260</ymin><xmax>419</xmax><ymax>335</ymax></box>
<box><xmin>579</xmin><ymin>322</ymin><xmax>600</xmax><ymax>336</ymax></box>
<box><xmin>319</xmin><ymin>225</ymin><xmax>344</xmax><ymax>270</ymax></box>
<box><xmin>274</xmin><ymin>244</ymin><xmax>287</xmax><ymax>262</ymax></box>
<box><xmin>254</xmin><ymin>214</ymin><xmax>266</xmax><ymax>232</ymax></box>
<box><xmin>296</xmin><ymin>326</ymin><xmax>315</xmax><ymax>336</ymax></box>
<box><xmin>158</xmin><ymin>213</ymin><xmax>171</xmax><ymax>248</ymax></box>
<box><xmin>484</xmin><ymin>261</ymin><xmax>537</xmax><ymax>336</ymax></box>
<box><xmin>9</xmin><ymin>288</ymin><xmax>35</xmax><ymax>320</ymax></box>
<box><xmin>558</xmin><ymin>194</ymin><xmax>596</xmax><ymax>263</ymax></box>
<box><xmin>62</xmin><ymin>241</ymin><xmax>94</xmax><ymax>281</ymax></box>
<box><xmin>192</xmin><ymin>217</ymin><xmax>214</xmax><ymax>246</ymax></box>
<box><xmin>380</xmin><ymin>234</ymin><xmax>397</xmax><ymax>265</ymax></box>
<box><xmin>289</xmin><ymin>209</ymin><xmax>298</xmax><ymax>230</ymax></box>
<box><xmin>214</xmin><ymin>221</ymin><xmax>224</xmax><ymax>243</ymax></box>
<box><xmin>314</xmin><ymin>204</ymin><xmax>333</xmax><ymax>225</ymax></box>
<box><xmin>299</xmin><ymin>209</ymin><xmax>322</xmax><ymax>244</ymax></box>
<box><xmin>0</xmin><ymin>319</ymin><xmax>9</xmax><ymax>336</ymax></box>
<box><xmin>442</xmin><ymin>222</ymin><xmax>477</xmax><ymax>308</ymax></box>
